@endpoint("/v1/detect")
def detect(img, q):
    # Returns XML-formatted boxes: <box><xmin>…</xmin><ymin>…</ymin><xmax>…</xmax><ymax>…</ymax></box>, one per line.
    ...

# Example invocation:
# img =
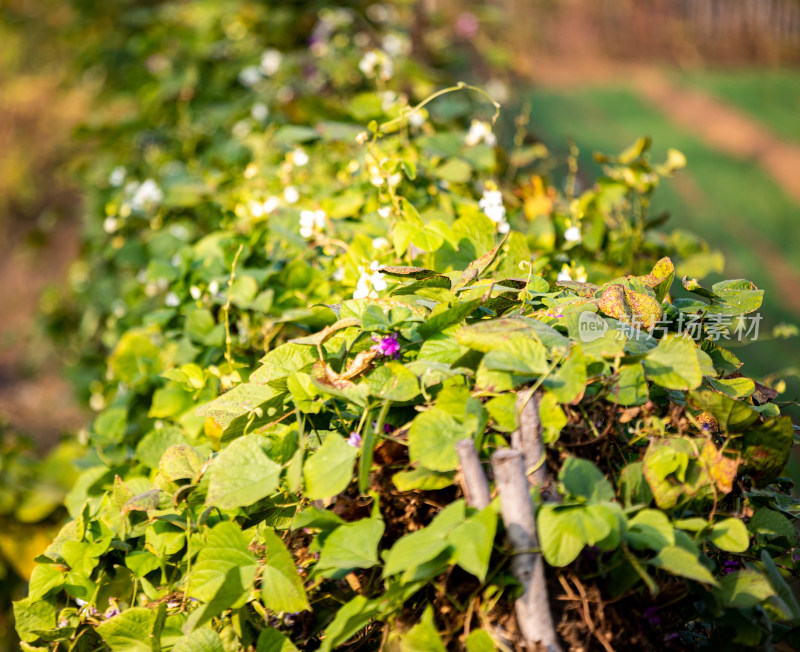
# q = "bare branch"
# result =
<box><xmin>456</xmin><ymin>439</ymin><xmax>491</xmax><ymax>509</ymax></box>
<box><xmin>492</xmin><ymin>449</ymin><xmax>561</xmax><ymax>652</ymax></box>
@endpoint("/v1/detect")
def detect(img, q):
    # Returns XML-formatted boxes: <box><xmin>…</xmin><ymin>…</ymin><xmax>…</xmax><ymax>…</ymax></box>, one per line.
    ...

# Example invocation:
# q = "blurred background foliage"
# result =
<box><xmin>0</xmin><ymin>0</ymin><xmax>798</xmax><ymax>648</ymax></box>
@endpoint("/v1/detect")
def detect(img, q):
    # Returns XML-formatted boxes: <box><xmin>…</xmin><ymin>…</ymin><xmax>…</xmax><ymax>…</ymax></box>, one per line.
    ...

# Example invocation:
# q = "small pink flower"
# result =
<box><xmin>371</xmin><ymin>333</ymin><xmax>401</xmax><ymax>358</ymax></box>
<box><xmin>347</xmin><ymin>432</ymin><xmax>362</xmax><ymax>447</ymax></box>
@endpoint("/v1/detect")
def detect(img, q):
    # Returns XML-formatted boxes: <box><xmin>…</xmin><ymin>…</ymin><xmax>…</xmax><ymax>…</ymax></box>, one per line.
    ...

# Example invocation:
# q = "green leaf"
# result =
<box><xmin>544</xmin><ymin>345</ymin><xmax>586</xmax><ymax>403</ymax></box>
<box><xmin>376</xmin><ymin>362</ymin><xmax>420</xmax><ymax>402</ymax></box>
<box><xmin>687</xmin><ymin>389</ymin><xmax>758</xmax><ymax>432</ymax></box>
<box><xmin>446</xmin><ymin>506</ymin><xmax>497</xmax><ymax>581</ymax></box>
<box><xmin>393</xmin><ymin>467</ymin><xmax>455</xmax><ymax>491</ymax></box>
<box><xmin>108</xmin><ymin>329</ymin><xmax>162</xmax><ymax>386</ymax></box>
<box><xmin>432</xmin><ymin>158</ymin><xmax>472</xmax><ymax>184</ymax></box>
<box><xmin>315</xmin><ymin>517</ymin><xmax>384</xmax><ymax>577</ymax></box>
<box><xmin>485</xmin><ymin>394</ymin><xmax>517</xmax><ymax>432</ymax></box>
<box><xmin>418</xmin><ymin>299</ymin><xmax>482</xmax><ymax>339</ymax></box>
<box><xmin>13</xmin><ymin>596</ymin><xmax>56</xmax><ymax>643</ymax></box>
<box><xmin>173</xmin><ymin>629</ymin><xmax>225</xmax><ymax>652</ymax></box>
<box><xmin>748</xmin><ymin>509</ymin><xmax>797</xmax><ymax>542</ymax></box>
<box><xmin>618</xmin><ymin>462</ymin><xmax>654</xmax><ymax>507</ymax></box>
<box><xmin>708</xmin><ymin>517</ymin><xmax>750</xmax><ymax>553</ymax></box>
<box><xmin>96</xmin><ymin>608</ymin><xmax>157</xmax><ymax>652</ymax></box>
<box><xmin>610</xmin><ymin>364</ymin><xmax>649</xmax><ymax>406</ymax></box>
<box><xmin>257</xmin><ymin>629</ymin><xmax>299</xmax><ymax>652</ymax></box>
<box><xmin>643</xmin><ymin>335</ymin><xmax>702</xmax><ymax>391</ymax></box>
<box><xmin>559</xmin><ymin>457</ymin><xmax>615</xmax><ymax>502</ymax></box>
<box><xmin>28</xmin><ymin>564</ymin><xmax>64</xmax><ymax>601</ymax></box>
<box><xmin>196</xmin><ymin>382</ymin><xmax>286</xmax><ymax>442</ymax></box>
<box><xmin>649</xmin><ymin>546</ymin><xmax>718</xmax><ymax>586</ymax></box>
<box><xmin>185</xmin><ymin>522</ymin><xmax>257</xmax><ymax>631</ymax></box>
<box><xmin>383</xmin><ymin>502</ymin><xmax>465</xmax><ymax>577</ymax></box>
<box><xmin>539</xmin><ymin>391</ymin><xmax>567</xmax><ymax>444</ymax></box>
<box><xmin>538</xmin><ymin>504</ymin><xmax>614</xmax><ymax>567</ymax></box>
<box><xmin>206</xmin><ymin>435</ymin><xmax>281</xmax><ymax>509</ymax></box>
<box><xmin>159</xmin><ymin>445</ymin><xmax>204</xmax><ymax>482</ymax></box>
<box><xmin>761</xmin><ymin>551</ymin><xmax>800</xmax><ymax>620</ymax></box>
<box><xmin>303</xmin><ymin>434</ymin><xmax>357</xmax><ymax>500</ymax></box>
<box><xmin>260</xmin><ymin>528</ymin><xmax>310</xmax><ymax>612</ymax></box>
<box><xmin>465</xmin><ymin>629</ymin><xmax>497</xmax><ymax>652</ymax></box>
<box><xmin>626</xmin><ymin>509</ymin><xmax>675</xmax><ymax>551</ymax></box>
<box><xmin>408</xmin><ymin>408</ymin><xmax>475</xmax><ymax>472</ymax></box>
<box><xmin>318</xmin><ymin>595</ymin><xmax>380</xmax><ymax>652</ymax></box>
<box><xmin>716</xmin><ymin>570</ymin><xmax>774</xmax><ymax>608</ymax></box>
<box><xmin>399</xmin><ymin>606</ymin><xmax>447</xmax><ymax>651</ymax></box>
<box><xmin>135</xmin><ymin>427</ymin><xmax>188</xmax><ymax>469</ymax></box>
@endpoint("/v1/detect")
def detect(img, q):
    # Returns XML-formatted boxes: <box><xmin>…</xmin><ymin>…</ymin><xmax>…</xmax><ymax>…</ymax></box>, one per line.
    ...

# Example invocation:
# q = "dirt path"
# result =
<box><xmin>515</xmin><ymin>57</ymin><xmax>800</xmax><ymax>205</ymax></box>
<box><xmin>0</xmin><ymin>219</ymin><xmax>87</xmax><ymax>448</ymax></box>
<box><xmin>633</xmin><ymin>71</ymin><xmax>800</xmax><ymax>204</ymax></box>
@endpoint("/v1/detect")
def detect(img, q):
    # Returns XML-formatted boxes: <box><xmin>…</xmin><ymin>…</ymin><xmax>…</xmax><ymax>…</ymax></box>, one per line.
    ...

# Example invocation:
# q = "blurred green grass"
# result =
<box><xmin>675</xmin><ymin>68</ymin><xmax>800</xmax><ymax>144</ymax></box>
<box><xmin>524</xmin><ymin>85</ymin><xmax>800</xmax><ymax>399</ymax></box>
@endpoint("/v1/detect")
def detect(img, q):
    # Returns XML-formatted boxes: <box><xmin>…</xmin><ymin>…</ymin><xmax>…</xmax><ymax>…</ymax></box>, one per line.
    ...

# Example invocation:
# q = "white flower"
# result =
<box><xmin>358</xmin><ymin>49</ymin><xmax>393</xmax><ymax>80</ymax></box>
<box><xmin>291</xmin><ymin>148</ymin><xmax>309</xmax><ymax>167</ymax></box>
<box><xmin>103</xmin><ymin>217</ymin><xmax>118</xmax><ymax>234</ymax></box>
<box><xmin>260</xmin><ymin>49</ymin><xmax>282</xmax><ymax>76</ymax></box>
<box><xmin>356</xmin><ymin>131</ymin><xmax>369</xmax><ymax>145</ymax></box>
<box><xmin>262</xmin><ymin>196</ymin><xmax>280</xmax><ymax>214</ymax></box>
<box><xmin>387</xmin><ymin>172</ymin><xmax>402</xmax><ymax>187</ymax></box>
<box><xmin>131</xmin><ymin>179</ymin><xmax>163</xmax><ymax>211</ymax></box>
<box><xmin>165</xmin><ymin>292</ymin><xmax>180</xmax><ymax>307</ymax></box>
<box><xmin>479</xmin><ymin>187</ymin><xmax>509</xmax><ymax>233</ymax></box>
<box><xmin>238</xmin><ymin>65</ymin><xmax>262</xmax><ymax>88</ymax></box>
<box><xmin>284</xmin><ymin>186</ymin><xmax>299</xmax><ymax>204</ymax></box>
<box><xmin>382</xmin><ymin>33</ymin><xmax>410</xmax><ymax>57</ymax></box>
<box><xmin>564</xmin><ymin>225</ymin><xmax>582</xmax><ymax>243</ymax></box>
<box><xmin>190</xmin><ymin>285</ymin><xmax>202</xmax><ymax>300</ymax></box>
<box><xmin>372</xmin><ymin>237</ymin><xmax>389</xmax><ymax>250</ymax></box>
<box><xmin>333</xmin><ymin>267</ymin><xmax>345</xmax><ymax>281</ymax></box>
<box><xmin>109</xmin><ymin>166</ymin><xmax>126</xmax><ymax>187</ymax></box>
<box><xmin>409</xmin><ymin>111</ymin><xmax>425</xmax><ymax>128</ymax></box>
<box><xmin>251</xmin><ymin>102</ymin><xmax>269</xmax><ymax>121</ymax></box>
<box><xmin>353</xmin><ymin>261</ymin><xmax>387</xmax><ymax>299</ymax></box>
<box><xmin>248</xmin><ymin>200</ymin><xmax>264</xmax><ymax>218</ymax></box>
<box><xmin>299</xmin><ymin>209</ymin><xmax>326</xmax><ymax>239</ymax></box>
<box><xmin>209</xmin><ymin>280</ymin><xmax>220</xmax><ymax>295</ymax></box>
<box><xmin>466</xmin><ymin>120</ymin><xmax>496</xmax><ymax>147</ymax></box>
<box><xmin>232</xmin><ymin>119</ymin><xmax>251</xmax><ymax>138</ymax></box>
<box><xmin>378</xmin><ymin>206</ymin><xmax>391</xmax><ymax>218</ymax></box>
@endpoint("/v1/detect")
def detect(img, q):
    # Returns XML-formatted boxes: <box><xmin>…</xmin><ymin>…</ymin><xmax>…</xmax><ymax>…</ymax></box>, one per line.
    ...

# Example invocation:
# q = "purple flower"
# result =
<box><xmin>103</xmin><ymin>600</ymin><xmax>120</xmax><ymax>619</ymax></box>
<box><xmin>643</xmin><ymin>606</ymin><xmax>661</xmax><ymax>626</ymax></box>
<box><xmin>721</xmin><ymin>559</ymin><xmax>741</xmax><ymax>575</ymax></box>
<box><xmin>371</xmin><ymin>333</ymin><xmax>401</xmax><ymax>359</ymax></box>
<box><xmin>346</xmin><ymin>432</ymin><xmax>362</xmax><ymax>447</ymax></box>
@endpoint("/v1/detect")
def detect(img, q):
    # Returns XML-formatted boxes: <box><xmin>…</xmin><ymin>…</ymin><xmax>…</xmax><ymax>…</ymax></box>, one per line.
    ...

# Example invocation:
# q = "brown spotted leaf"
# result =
<box><xmin>739</xmin><ymin>416</ymin><xmax>794</xmax><ymax>486</ymax></box>
<box><xmin>555</xmin><ymin>280</ymin><xmax>600</xmax><ymax>298</ymax></box>
<box><xmin>639</xmin><ymin>257</ymin><xmax>675</xmax><ymax>302</ymax></box>
<box><xmin>699</xmin><ymin>441</ymin><xmax>738</xmax><ymax>494</ymax></box>
<box><xmin>597</xmin><ymin>284</ymin><xmax>662</xmax><ymax>330</ymax></box>
<box><xmin>379</xmin><ymin>266</ymin><xmax>438</xmax><ymax>279</ymax></box>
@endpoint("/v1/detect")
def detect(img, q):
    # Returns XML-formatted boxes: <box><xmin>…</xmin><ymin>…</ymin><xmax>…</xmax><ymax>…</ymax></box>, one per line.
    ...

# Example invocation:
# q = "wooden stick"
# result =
<box><xmin>512</xmin><ymin>389</ymin><xmax>548</xmax><ymax>488</ymax></box>
<box><xmin>492</xmin><ymin>449</ymin><xmax>561</xmax><ymax>652</ymax></box>
<box><xmin>456</xmin><ymin>439</ymin><xmax>491</xmax><ymax>509</ymax></box>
